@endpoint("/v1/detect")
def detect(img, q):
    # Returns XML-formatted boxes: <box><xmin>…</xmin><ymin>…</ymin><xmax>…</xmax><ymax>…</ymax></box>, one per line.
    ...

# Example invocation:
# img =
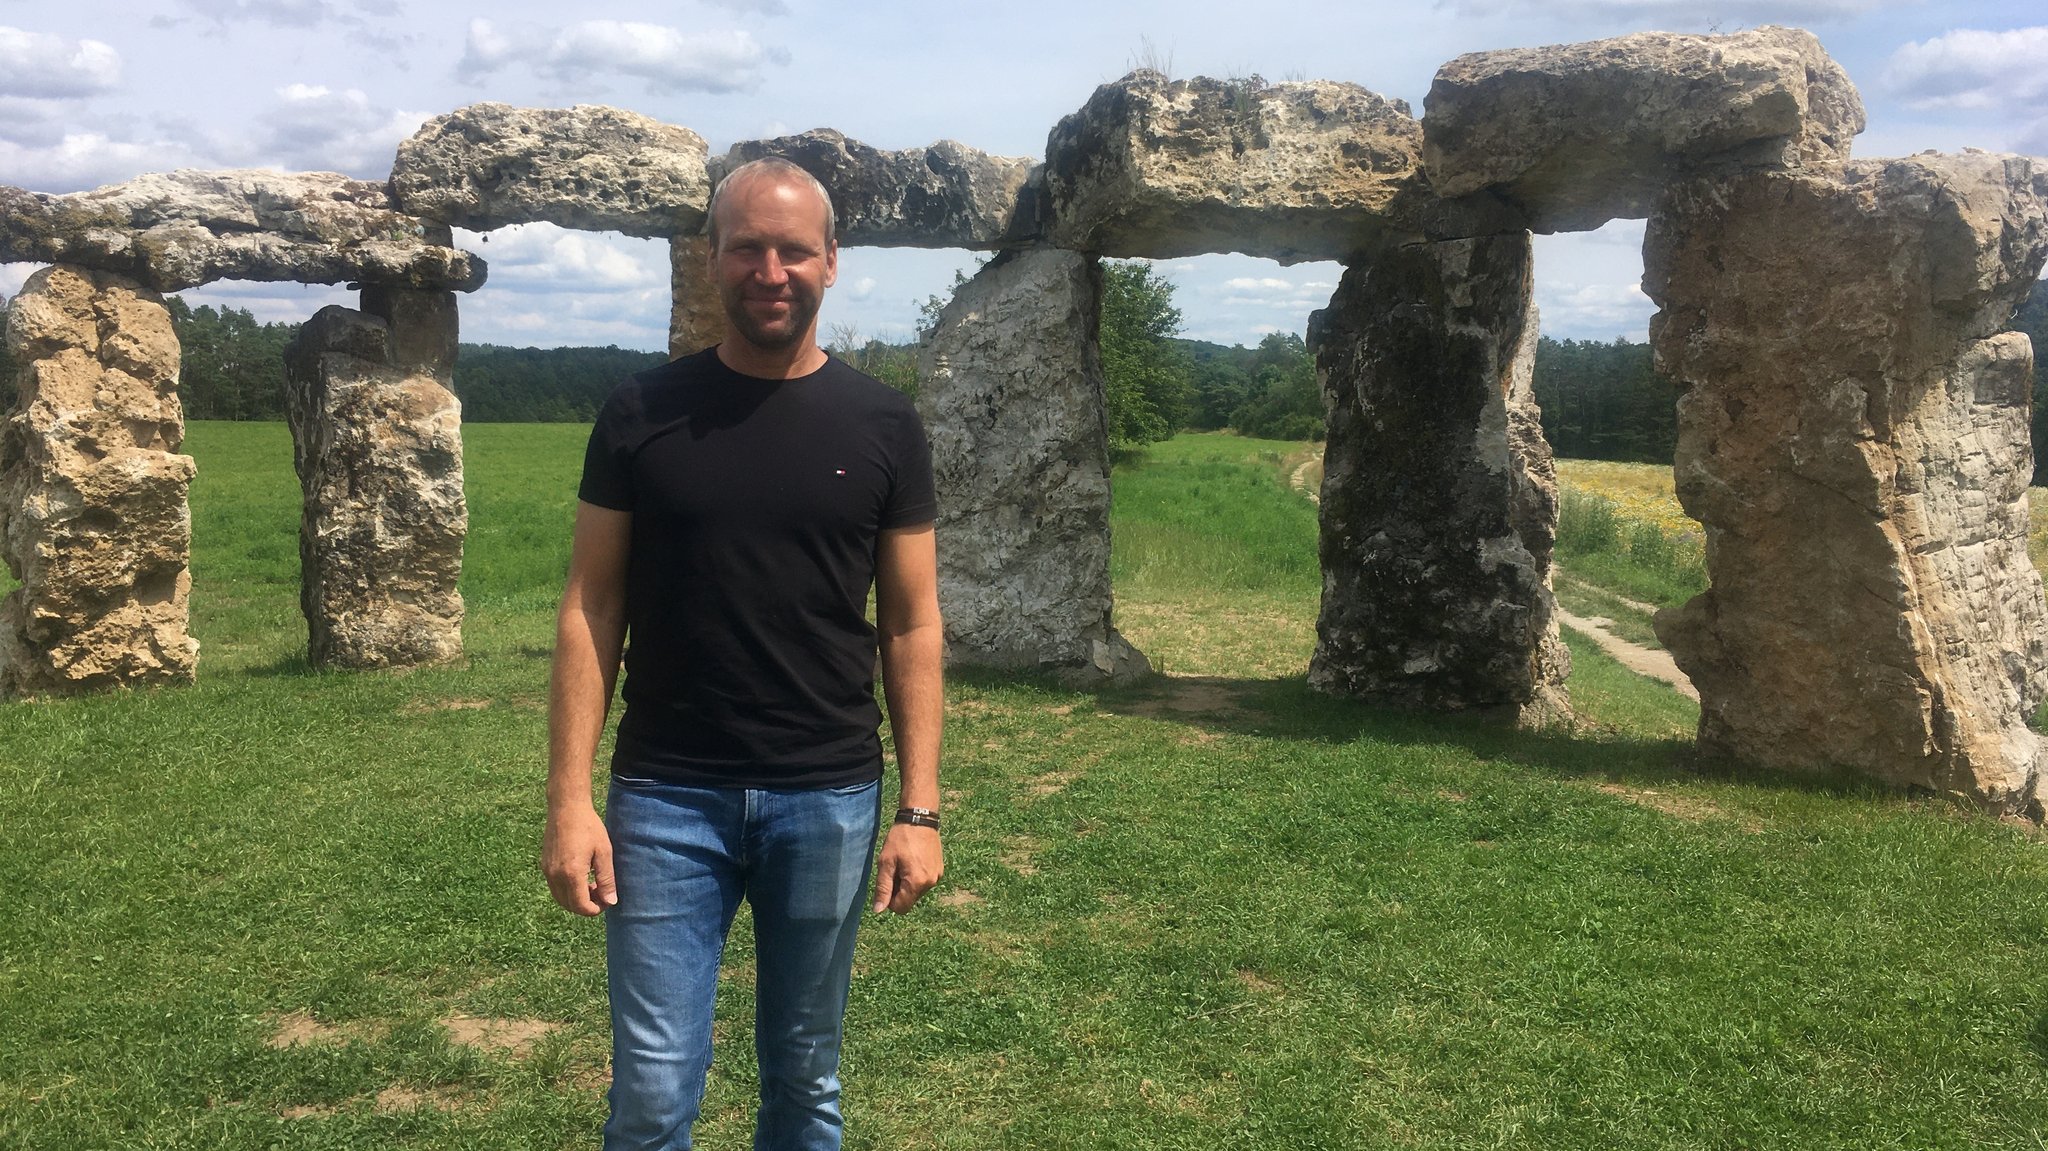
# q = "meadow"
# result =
<box><xmin>2</xmin><ymin>425</ymin><xmax>2046</xmax><ymax>1149</ymax></box>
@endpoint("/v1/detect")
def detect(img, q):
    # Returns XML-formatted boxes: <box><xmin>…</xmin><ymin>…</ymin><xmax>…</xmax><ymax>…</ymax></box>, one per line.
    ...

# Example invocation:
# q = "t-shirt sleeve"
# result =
<box><xmin>881</xmin><ymin>404</ymin><xmax>938</xmax><ymax>529</ymax></box>
<box><xmin>577</xmin><ymin>384</ymin><xmax>639</xmax><ymax>511</ymax></box>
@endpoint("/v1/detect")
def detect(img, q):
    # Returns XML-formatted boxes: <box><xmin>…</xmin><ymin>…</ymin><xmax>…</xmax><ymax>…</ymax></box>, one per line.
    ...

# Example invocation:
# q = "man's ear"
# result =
<box><xmin>824</xmin><ymin>240</ymin><xmax>838</xmax><ymax>289</ymax></box>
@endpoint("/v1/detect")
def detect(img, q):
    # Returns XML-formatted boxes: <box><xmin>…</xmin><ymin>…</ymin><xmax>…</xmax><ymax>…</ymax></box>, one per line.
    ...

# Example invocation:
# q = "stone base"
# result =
<box><xmin>0</xmin><ymin>264</ymin><xmax>197</xmax><ymax>695</ymax></box>
<box><xmin>668</xmin><ymin>234</ymin><xmax>723</xmax><ymax>359</ymax></box>
<box><xmin>1646</xmin><ymin>156</ymin><xmax>2048</xmax><ymax>817</ymax></box>
<box><xmin>916</xmin><ymin>249</ymin><xmax>1150</xmax><ymax>684</ymax></box>
<box><xmin>285</xmin><ymin>301</ymin><xmax>466</xmax><ymax>669</ymax></box>
<box><xmin>1307</xmin><ymin>232</ymin><xmax>1570</xmax><ymax>721</ymax></box>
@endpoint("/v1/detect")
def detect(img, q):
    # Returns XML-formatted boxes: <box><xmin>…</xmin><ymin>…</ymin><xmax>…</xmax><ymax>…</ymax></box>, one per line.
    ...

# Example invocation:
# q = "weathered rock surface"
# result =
<box><xmin>392</xmin><ymin>103</ymin><xmax>710</xmax><ymax>238</ymax></box>
<box><xmin>1424</xmin><ymin>26</ymin><xmax>1865</xmax><ymax>232</ymax></box>
<box><xmin>0</xmin><ymin>265</ymin><xmax>197</xmax><ymax>694</ymax></box>
<box><xmin>285</xmin><ymin>301</ymin><xmax>466</xmax><ymax>669</ymax></box>
<box><xmin>668</xmin><ymin>233</ymin><xmax>723</xmax><ymax>358</ymax></box>
<box><xmin>1645</xmin><ymin>153</ymin><xmax>2048</xmax><ymax>817</ymax></box>
<box><xmin>720</xmin><ymin>130</ymin><xmax>1040</xmax><ymax>249</ymax></box>
<box><xmin>1044</xmin><ymin>71</ymin><xmax>1423</xmax><ymax>262</ymax></box>
<box><xmin>1308</xmin><ymin>232</ymin><xmax>1570</xmax><ymax>723</ymax></box>
<box><xmin>915</xmin><ymin>248</ymin><xmax>1147</xmax><ymax>682</ymax></box>
<box><xmin>0</xmin><ymin>170</ymin><xmax>482</xmax><ymax>292</ymax></box>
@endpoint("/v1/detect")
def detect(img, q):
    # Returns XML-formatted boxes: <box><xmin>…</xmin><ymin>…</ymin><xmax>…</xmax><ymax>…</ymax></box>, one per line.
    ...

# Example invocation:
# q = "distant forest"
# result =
<box><xmin>2</xmin><ymin>282</ymin><xmax>2048</xmax><ymax>479</ymax></box>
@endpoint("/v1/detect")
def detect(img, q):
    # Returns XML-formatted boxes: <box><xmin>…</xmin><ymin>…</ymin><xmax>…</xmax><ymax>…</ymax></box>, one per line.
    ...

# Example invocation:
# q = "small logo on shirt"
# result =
<box><xmin>833</xmin><ymin>468</ymin><xmax>848</xmax><ymax>477</ymax></box>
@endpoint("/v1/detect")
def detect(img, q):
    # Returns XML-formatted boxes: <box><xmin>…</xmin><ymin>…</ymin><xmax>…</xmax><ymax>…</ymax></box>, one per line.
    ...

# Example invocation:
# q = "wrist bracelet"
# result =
<box><xmin>894</xmin><ymin>806</ymin><xmax>940</xmax><ymax>830</ymax></box>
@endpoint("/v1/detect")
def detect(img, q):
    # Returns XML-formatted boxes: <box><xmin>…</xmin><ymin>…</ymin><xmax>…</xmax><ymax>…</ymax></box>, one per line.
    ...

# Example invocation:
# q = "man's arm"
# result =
<box><xmin>871</xmin><ymin>521</ymin><xmax>944</xmax><ymax>914</ymax></box>
<box><xmin>542</xmin><ymin>501</ymin><xmax>633</xmax><ymax>916</ymax></box>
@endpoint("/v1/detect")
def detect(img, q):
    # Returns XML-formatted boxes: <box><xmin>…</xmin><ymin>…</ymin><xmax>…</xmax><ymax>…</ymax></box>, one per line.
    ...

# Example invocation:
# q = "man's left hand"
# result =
<box><xmin>871</xmin><ymin>823</ymin><xmax>942</xmax><ymax>913</ymax></box>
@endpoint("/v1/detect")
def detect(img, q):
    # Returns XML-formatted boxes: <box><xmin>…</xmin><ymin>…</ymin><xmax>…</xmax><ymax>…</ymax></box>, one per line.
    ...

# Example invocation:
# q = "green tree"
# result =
<box><xmin>1532</xmin><ymin>334</ymin><xmax>1675</xmax><ymax>463</ymax></box>
<box><xmin>1231</xmin><ymin>332</ymin><xmax>1322</xmax><ymax>440</ymax></box>
<box><xmin>1097</xmin><ymin>259</ymin><xmax>1191</xmax><ymax>454</ymax></box>
<box><xmin>166</xmin><ymin>296</ymin><xmax>293</xmax><ymax>420</ymax></box>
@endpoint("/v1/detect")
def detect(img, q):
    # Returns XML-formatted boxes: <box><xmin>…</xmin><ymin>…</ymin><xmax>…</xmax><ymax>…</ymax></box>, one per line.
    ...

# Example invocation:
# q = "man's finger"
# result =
<box><xmin>871</xmin><ymin>858</ymin><xmax>897</xmax><ymax>913</ymax></box>
<box><xmin>593</xmin><ymin>845</ymin><xmax>618</xmax><ymax>908</ymax></box>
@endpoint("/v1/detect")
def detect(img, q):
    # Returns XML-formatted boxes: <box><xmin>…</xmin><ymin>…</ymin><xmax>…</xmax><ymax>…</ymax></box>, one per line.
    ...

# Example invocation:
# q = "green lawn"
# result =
<box><xmin>2</xmin><ymin>425</ymin><xmax>2044</xmax><ymax>1149</ymax></box>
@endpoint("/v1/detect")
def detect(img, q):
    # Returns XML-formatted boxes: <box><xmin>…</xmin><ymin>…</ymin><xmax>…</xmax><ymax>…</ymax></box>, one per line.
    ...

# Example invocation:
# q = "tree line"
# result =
<box><xmin>4</xmin><ymin>276</ymin><xmax>2048</xmax><ymax>481</ymax></box>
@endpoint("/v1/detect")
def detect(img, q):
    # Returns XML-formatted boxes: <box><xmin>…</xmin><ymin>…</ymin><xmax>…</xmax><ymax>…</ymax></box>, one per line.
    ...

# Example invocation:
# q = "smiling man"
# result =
<box><xmin>542</xmin><ymin>157</ymin><xmax>945</xmax><ymax>1151</ymax></box>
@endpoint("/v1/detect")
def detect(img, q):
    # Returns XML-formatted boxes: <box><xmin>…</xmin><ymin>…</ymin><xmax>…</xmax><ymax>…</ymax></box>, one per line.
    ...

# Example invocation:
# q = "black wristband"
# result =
<box><xmin>894</xmin><ymin>806</ymin><xmax>940</xmax><ymax>830</ymax></box>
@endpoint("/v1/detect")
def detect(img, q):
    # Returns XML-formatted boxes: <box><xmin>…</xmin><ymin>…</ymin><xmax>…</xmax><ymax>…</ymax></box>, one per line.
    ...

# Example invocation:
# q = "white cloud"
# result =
<box><xmin>1883</xmin><ymin>27</ymin><xmax>2048</xmax><ymax>113</ymax></box>
<box><xmin>170</xmin><ymin>279</ymin><xmax>353</xmax><ymax>325</ymax></box>
<box><xmin>846</xmin><ymin>276</ymin><xmax>878</xmax><ymax>301</ymax></box>
<box><xmin>183</xmin><ymin>0</ymin><xmax>336</xmax><ymax>27</ymax></box>
<box><xmin>702</xmin><ymin>0</ymin><xmax>791</xmax><ymax>14</ymax></box>
<box><xmin>1437</xmin><ymin>0</ymin><xmax>1898</xmax><ymax>21</ymax></box>
<box><xmin>1534</xmin><ymin>280</ymin><xmax>1655</xmax><ymax>341</ymax></box>
<box><xmin>0</xmin><ymin>27</ymin><xmax>120</xmax><ymax>98</ymax></box>
<box><xmin>0</xmin><ymin>131</ymin><xmax>201</xmax><ymax>193</ymax></box>
<box><xmin>454</xmin><ymin>223</ymin><xmax>668</xmax><ymax>296</ymax></box>
<box><xmin>1221</xmin><ymin>276</ymin><xmax>1294</xmax><ymax>291</ymax></box>
<box><xmin>2</xmin><ymin>262</ymin><xmax>37</xmax><ymax>301</ymax></box>
<box><xmin>2018</xmin><ymin>117</ymin><xmax>2048</xmax><ymax>158</ymax></box>
<box><xmin>457</xmin><ymin>18</ymin><xmax>787</xmax><ymax>94</ymax></box>
<box><xmin>250</xmin><ymin>84</ymin><xmax>428</xmax><ymax>177</ymax></box>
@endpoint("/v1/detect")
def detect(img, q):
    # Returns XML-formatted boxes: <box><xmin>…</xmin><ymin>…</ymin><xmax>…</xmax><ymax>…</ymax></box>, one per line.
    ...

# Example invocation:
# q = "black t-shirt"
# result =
<box><xmin>577</xmin><ymin>348</ymin><xmax>938</xmax><ymax>788</ymax></box>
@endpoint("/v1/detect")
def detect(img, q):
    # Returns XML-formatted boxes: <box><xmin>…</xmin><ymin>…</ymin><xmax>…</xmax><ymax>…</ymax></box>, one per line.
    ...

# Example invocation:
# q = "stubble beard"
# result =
<box><xmin>722</xmin><ymin>285</ymin><xmax>819</xmax><ymax>353</ymax></box>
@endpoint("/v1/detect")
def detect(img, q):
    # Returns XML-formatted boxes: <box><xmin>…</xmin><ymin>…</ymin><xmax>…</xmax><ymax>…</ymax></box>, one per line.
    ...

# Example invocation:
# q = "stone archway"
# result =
<box><xmin>6</xmin><ymin>25</ymin><xmax>2046</xmax><ymax>816</ymax></box>
<box><xmin>0</xmin><ymin>170</ymin><xmax>482</xmax><ymax>689</ymax></box>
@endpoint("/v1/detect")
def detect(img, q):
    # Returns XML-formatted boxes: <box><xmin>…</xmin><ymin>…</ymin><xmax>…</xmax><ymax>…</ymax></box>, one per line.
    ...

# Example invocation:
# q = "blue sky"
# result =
<box><xmin>1</xmin><ymin>0</ymin><xmax>2041</xmax><ymax>351</ymax></box>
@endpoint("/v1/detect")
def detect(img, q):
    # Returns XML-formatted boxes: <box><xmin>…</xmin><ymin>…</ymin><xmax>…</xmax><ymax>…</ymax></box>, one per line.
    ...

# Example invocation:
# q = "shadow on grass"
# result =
<box><xmin>237</xmin><ymin>650</ymin><xmax>319</xmax><ymax>679</ymax></box>
<box><xmin>2032</xmin><ymin>1011</ymin><xmax>2048</xmax><ymax>1067</ymax></box>
<box><xmin>950</xmin><ymin>666</ymin><xmax>1898</xmax><ymax>806</ymax></box>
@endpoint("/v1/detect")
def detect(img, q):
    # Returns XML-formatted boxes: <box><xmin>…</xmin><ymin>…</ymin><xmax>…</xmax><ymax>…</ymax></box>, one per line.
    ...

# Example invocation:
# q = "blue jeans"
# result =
<box><xmin>603</xmin><ymin>776</ymin><xmax>880</xmax><ymax>1151</ymax></box>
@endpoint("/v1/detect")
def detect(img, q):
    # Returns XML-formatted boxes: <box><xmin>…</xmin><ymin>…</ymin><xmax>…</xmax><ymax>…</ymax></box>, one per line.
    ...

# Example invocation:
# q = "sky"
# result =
<box><xmin>0</xmin><ymin>0</ymin><xmax>2042</xmax><ymax>352</ymax></box>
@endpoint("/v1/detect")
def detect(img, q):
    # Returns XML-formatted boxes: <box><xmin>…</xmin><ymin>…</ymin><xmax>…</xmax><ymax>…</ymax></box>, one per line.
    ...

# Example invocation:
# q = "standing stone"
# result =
<box><xmin>284</xmin><ymin>301</ymin><xmax>466</xmax><ymax>669</ymax></box>
<box><xmin>1308</xmin><ymin>233</ymin><xmax>1570</xmax><ymax>723</ymax></box>
<box><xmin>1646</xmin><ymin>154</ymin><xmax>2048</xmax><ymax>817</ymax></box>
<box><xmin>0</xmin><ymin>264</ymin><xmax>197</xmax><ymax>694</ymax></box>
<box><xmin>668</xmin><ymin>233</ymin><xmax>723</xmax><ymax>358</ymax></box>
<box><xmin>915</xmin><ymin>249</ymin><xmax>1148</xmax><ymax>681</ymax></box>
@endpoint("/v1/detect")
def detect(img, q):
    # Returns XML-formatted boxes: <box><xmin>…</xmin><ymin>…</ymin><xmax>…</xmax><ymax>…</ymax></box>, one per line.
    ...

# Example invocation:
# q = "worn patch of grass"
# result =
<box><xmin>4</xmin><ymin>425</ymin><xmax>2047</xmax><ymax>1149</ymax></box>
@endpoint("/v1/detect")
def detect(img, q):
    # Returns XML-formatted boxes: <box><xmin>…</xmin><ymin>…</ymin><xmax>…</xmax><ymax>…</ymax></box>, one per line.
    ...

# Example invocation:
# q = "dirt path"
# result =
<box><xmin>1283</xmin><ymin>459</ymin><xmax>1688</xmax><ymax>700</ymax></box>
<box><xmin>1290</xmin><ymin>459</ymin><xmax>1319</xmax><ymax>504</ymax></box>
<box><xmin>1555</xmin><ymin>609</ymin><xmax>1698</xmax><ymax>700</ymax></box>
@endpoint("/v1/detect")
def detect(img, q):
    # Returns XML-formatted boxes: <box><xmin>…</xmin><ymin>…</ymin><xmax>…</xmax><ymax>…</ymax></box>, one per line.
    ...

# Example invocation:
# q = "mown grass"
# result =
<box><xmin>3</xmin><ymin>426</ymin><xmax>2046</xmax><ymax>1149</ymax></box>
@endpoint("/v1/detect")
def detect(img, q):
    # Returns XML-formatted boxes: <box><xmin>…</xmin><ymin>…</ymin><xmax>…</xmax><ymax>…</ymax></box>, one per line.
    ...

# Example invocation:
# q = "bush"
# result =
<box><xmin>1556</xmin><ymin>489</ymin><xmax>1620</xmax><ymax>556</ymax></box>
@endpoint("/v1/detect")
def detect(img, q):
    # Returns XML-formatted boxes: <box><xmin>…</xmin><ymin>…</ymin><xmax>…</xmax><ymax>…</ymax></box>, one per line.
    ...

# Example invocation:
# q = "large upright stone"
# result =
<box><xmin>1044</xmin><ymin>71</ymin><xmax>1423</xmax><ymax>262</ymax></box>
<box><xmin>1424</xmin><ymin>26</ymin><xmax>1864</xmax><ymax>233</ymax></box>
<box><xmin>0</xmin><ymin>171</ymin><xmax>482</xmax><ymax>291</ymax></box>
<box><xmin>915</xmin><ymin>249</ymin><xmax>1147</xmax><ymax>681</ymax></box>
<box><xmin>719</xmin><ymin>131</ymin><xmax>1039</xmax><ymax>249</ymax></box>
<box><xmin>1308</xmin><ymin>233</ymin><xmax>1570</xmax><ymax>723</ymax></box>
<box><xmin>1646</xmin><ymin>154</ymin><xmax>2048</xmax><ymax>817</ymax></box>
<box><xmin>284</xmin><ymin>303</ymin><xmax>466</xmax><ymax>669</ymax></box>
<box><xmin>392</xmin><ymin>103</ymin><xmax>711</xmax><ymax>238</ymax></box>
<box><xmin>0</xmin><ymin>265</ymin><xmax>197</xmax><ymax>694</ymax></box>
<box><xmin>668</xmin><ymin>233</ymin><xmax>723</xmax><ymax>358</ymax></box>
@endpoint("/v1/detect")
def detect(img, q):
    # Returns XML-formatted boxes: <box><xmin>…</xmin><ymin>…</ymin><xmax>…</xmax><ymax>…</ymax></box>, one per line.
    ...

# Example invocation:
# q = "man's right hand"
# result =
<box><xmin>542</xmin><ymin>805</ymin><xmax>617</xmax><ymax>916</ymax></box>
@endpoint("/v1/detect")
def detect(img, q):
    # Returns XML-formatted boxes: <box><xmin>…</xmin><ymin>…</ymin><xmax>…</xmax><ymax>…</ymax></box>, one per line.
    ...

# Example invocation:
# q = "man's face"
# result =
<box><xmin>710</xmin><ymin>177</ymin><xmax>838</xmax><ymax>353</ymax></box>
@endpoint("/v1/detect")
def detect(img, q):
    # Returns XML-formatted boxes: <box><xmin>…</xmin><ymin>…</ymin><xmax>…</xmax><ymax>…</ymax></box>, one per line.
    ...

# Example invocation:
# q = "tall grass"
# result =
<box><xmin>1554</xmin><ymin>487</ymin><xmax>1706</xmax><ymax>609</ymax></box>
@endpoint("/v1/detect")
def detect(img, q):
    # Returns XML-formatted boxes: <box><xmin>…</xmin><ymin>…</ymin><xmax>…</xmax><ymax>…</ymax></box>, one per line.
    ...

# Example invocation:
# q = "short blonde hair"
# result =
<box><xmin>707</xmin><ymin>157</ymin><xmax>837</xmax><ymax>250</ymax></box>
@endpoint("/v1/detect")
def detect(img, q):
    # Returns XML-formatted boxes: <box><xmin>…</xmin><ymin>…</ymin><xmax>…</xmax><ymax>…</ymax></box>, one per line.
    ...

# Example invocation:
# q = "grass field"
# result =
<box><xmin>3</xmin><ymin>426</ymin><xmax>2047</xmax><ymax>1149</ymax></box>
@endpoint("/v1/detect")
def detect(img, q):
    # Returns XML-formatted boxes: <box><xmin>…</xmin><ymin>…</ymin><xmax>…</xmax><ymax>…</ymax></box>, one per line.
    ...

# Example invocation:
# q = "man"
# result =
<box><xmin>542</xmin><ymin>156</ymin><xmax>944</xmax><ymax>1151</ymax></box>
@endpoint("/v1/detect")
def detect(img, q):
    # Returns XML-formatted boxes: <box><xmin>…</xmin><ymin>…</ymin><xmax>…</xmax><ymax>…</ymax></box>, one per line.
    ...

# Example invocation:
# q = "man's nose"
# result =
<box><xmin>756</xmin><ymin>250</ymin><xmax>788</xmax><ymax>282</ymax></box>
